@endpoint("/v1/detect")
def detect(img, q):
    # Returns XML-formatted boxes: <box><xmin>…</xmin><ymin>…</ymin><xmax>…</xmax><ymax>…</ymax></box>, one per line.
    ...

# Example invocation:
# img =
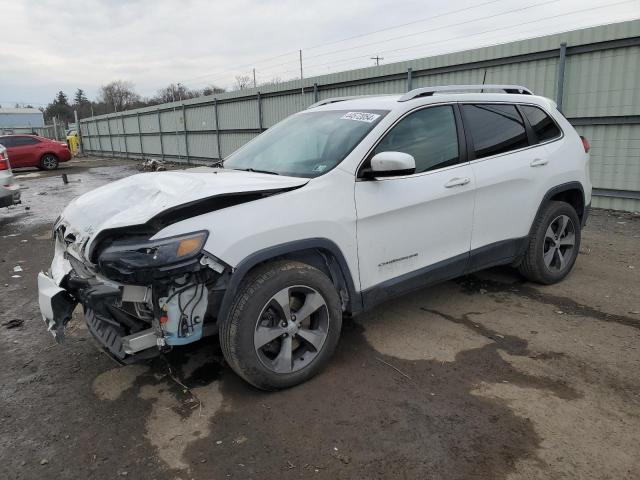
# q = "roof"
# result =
<box><xmin>0</xmin><ymin>108</ymin><xmax>43</xmax><ymax>115</ymax></box>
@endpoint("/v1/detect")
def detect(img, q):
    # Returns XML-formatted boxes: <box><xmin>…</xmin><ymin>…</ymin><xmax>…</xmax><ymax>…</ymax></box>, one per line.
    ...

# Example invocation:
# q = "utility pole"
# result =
<box><xmin>299</xmin><ymin>50</ymin><xmax>304</xmax><ymax>96</ymax></box>
<box><xmin>371</xmin><ymin>55</ymin><xmax>384</xmax><ymax>66</ymax></box>
<box><xmin>253</xmin><ymin>68</ymin><xmax>257</xmax><ymax>88</ymax></box>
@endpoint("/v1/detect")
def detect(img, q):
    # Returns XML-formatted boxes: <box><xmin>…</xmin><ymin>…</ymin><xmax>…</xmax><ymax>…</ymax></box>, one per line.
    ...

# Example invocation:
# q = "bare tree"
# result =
<box><xmin>233</xmin><ymin>75</ymin><xmax>253</xmax><ymax>91</ymax></box>
<box><xmin>155</xmin><ymin>83</ymin><xmax>203</xmax><ymax>103</ymax></box>
<box><xmin>201</xmin><ymin>84</ymin><xmax>226</xmax><ymax>96</ymax></box>
<box><xmin>260</xmin><ymin>77</ymin><xmax>283</xmax><ymax>87</ymax></box>
<box><xmin>99</xmin><ymin>80</ymin><xmax>140</xmax><ymax>112</ymax></box>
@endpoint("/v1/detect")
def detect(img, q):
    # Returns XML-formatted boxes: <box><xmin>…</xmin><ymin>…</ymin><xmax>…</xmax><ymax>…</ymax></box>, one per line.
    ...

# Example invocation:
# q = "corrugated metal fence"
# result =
<box><xmin>79</xmin><ymin>20</ymin><xmax>640</xmax><ymax>212</ymax></box>
<box><xmin>1</xmin><ymin>125</ymin><xmax>62</xmax><ymax>140</ymax></box>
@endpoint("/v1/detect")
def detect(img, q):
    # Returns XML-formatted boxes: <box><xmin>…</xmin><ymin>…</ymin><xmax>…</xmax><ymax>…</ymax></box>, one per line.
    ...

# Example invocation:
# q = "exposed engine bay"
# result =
<box><xmin>39</xmin><ymin>221</ymin><xmax>227</xmax><ymax>364</ymax></box>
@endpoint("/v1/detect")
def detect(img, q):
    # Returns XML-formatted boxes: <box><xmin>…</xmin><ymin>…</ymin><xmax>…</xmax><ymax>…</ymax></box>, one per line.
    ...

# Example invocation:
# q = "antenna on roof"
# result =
<box><xmin>481</xmin><ymin>69</ymin><xmax>487</xmax><ymax>93</ymax></box>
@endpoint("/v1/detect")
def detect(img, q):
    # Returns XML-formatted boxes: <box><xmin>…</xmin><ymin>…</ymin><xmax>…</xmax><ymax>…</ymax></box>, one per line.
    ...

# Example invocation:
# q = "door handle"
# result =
<box><xmin>444</xmin><ymin>177</ymin><xmax>470</xmax><ymax>188</ymax></box>
<box><xmin>530</xmin><ymin>158</ymin><xmax>549</xmax><ymax>167</ymax></box>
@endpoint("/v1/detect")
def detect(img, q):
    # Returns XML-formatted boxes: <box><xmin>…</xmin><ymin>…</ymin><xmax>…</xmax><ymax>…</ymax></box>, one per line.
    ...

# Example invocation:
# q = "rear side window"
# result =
<box><xmin>13</xmin><ymin>136</ymin><xmax>40</xmax><ymax>146</ymax></box>
<box><xmin>373</xmin><ymin>105</ymin><xmax>459</xmax><ymax>173</ymax></box>
<box><xmin>520</xmin><ymin>105</ymin><xmax>561</xmax><ymax>142</ymax></box>
<box><xmin>462</xmin><ymin>104</ymin><xmax>528</xmax><ymax>159</ymax></box>
<box><xmin>0</xmin><ymin>137</ymin><xmax>15</xmax><ymax>148</ymax></box>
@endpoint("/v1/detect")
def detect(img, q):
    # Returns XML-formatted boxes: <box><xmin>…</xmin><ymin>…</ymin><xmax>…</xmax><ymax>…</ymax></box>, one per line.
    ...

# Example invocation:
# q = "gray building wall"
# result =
<box><xmin>0</xmin><ymin>108</ymin><xmax>45</xmax><ymax>128</ymax></box>
<box><xmin>79</xmin><ymin>20</ymin><xmax>640</xmax><ymax>212</ymax></box>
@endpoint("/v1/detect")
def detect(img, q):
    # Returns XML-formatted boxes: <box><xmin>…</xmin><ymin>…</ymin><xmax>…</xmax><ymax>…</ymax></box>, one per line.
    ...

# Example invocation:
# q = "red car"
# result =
<box><xmin>0</xmin><ymin>134</ymin><xmax>72</xmax><ymax>170</ymax></box>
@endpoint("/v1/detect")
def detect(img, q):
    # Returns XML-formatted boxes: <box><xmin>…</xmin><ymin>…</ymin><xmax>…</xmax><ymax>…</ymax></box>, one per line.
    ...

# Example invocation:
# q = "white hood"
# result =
<box><xmin>59</xmin><ymin>167</ymin><xmax>309</xmax><ymax>242</ymax></box>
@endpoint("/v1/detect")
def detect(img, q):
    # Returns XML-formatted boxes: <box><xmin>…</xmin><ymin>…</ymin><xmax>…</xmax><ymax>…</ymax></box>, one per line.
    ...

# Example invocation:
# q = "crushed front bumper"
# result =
<box><xmin>37</xmin><ymin>232</ymin><xmax>218</xmax><ymax>364</ymax></box>
<box><xmin>37</xmin><ymin>272</ymin><xmax>77</xmax><ymax>342</ymax></box>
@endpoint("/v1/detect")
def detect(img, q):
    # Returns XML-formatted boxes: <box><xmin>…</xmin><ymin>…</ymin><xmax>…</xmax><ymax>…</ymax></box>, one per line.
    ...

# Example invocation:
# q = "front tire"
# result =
<box><xmin>40</xmin><ymin>154</ymin><xmax>59</xmax><ymax>170</ymax></box>
<box><xmin>220</xmin><ymin>260</ymin><xmax>343</xmax><ymax>390</ymax></box>
<box><xmin>518</xmin><ymin>201</ymin><xmax>581</xmax><ymax>284</ymax></box>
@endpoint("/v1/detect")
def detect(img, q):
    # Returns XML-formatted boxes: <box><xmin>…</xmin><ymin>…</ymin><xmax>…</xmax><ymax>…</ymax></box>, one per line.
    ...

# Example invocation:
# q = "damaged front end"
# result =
<box><xmin>38</xmin><ymin>224</ymin><xmax>226</xmax><ymax>364</ymax></box>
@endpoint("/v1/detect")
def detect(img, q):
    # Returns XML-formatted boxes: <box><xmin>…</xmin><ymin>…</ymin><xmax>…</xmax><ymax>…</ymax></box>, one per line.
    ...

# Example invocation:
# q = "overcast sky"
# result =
<box><xmin>1</xmin><ymin>0</ymin><xmax>638</xmax><ymax>107</ymax></box>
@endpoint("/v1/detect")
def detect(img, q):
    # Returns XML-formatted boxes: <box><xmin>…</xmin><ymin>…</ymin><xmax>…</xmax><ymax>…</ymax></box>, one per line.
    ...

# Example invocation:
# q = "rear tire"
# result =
<box><xmin>40</xmin><ymin>154</ymin><xmax>59</xmax><ymax>170</ymax></box>
<box><xmin>518</xmin><ymin>201</ymin><xmax>581</xmax><ymax>284</ymax></box>
<box><xmin>220</xmin><ymin>260</ymin><xmax>342</xmax><ymax>390</ymax></box>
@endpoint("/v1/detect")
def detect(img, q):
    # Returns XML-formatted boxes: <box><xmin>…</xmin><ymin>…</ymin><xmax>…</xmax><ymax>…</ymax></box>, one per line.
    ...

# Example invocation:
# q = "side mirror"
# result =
<box><xmin>362</xmin><ymin>151</ymin><xmax>415</xmax><ymax>178</ymax></box>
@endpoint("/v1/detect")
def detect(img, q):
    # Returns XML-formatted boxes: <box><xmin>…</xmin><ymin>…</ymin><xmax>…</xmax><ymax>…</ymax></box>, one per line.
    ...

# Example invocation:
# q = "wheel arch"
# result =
<box><xmin>216</xmin><ymin>238</ymin><xmax>362</xmax><ymax>326</ymax></box>
<box><xmin>531</xmin><ymin>182</ymin><xmax>586</xmax><ymax>235</ymax></box>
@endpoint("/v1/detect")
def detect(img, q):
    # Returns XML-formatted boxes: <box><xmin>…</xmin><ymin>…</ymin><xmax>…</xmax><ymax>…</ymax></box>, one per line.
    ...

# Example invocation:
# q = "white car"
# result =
<box><xmin>38</xmin><ymin>85</ymin><xmax>592</xmax><ymax>390</ymax></box>
<box><xmin>0</xmin><ymin>145</ymin><xmax>21</xmax><ymax>208</ymax></box>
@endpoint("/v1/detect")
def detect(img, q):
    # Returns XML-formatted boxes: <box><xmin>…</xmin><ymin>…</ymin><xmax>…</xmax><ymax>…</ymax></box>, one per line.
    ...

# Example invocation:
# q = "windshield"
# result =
<box><xmin>224</xmin><ymin>109</ymin><xmax>387</xmax><ymax>177</ymax></box>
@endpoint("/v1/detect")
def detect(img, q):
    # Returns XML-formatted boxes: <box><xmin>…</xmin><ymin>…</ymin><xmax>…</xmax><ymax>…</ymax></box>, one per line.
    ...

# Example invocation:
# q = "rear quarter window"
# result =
<box><xmin>13</xmin><ymin>136</ymin><xmax>40</xmax><ymax>146</ymax></box>
<box><xmin>461</xmin><ymin>104</ymin><xmax>529</xmax><ymax>159</ymax></box>
<box><xmin>0</xmin><ymin>137</ymin><xmax>15</xmax><ymax>148</ymax></box>
<box><xmin>520</xmin><ymin>105</ymin><xmax>562</xmax><ymax>142</ymax></box>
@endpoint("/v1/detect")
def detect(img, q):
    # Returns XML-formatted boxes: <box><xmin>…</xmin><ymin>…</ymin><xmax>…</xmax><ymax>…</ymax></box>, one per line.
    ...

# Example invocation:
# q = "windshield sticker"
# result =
<box><xmin>340</xmin><ymin>112</ymin><xmax>381</xmax><ymax>123</ymax></box>
<box><xmin>313</xmin><ymin>164</ymin><xmax>328</xmax><ymax>173</ymax></box>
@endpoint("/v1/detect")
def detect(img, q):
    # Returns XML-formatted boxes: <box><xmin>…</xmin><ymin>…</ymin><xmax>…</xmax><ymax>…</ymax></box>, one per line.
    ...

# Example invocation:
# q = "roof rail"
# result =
<box><xmin>398</xmin><ymin>84</ymin><xmax>533</xmax><ymax>102</ymax></box>
<box><xmin>307</xmin><ymin>95</ymin><xmax>385</xmax><ymax>109</ymax></box>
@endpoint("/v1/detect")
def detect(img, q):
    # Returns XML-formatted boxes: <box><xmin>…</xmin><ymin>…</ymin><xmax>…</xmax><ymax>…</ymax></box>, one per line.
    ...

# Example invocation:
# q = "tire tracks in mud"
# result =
<box><xmin>457</xmin><ymin>275</ymin><xmax>640</xmax><ymax>331</ymax></box>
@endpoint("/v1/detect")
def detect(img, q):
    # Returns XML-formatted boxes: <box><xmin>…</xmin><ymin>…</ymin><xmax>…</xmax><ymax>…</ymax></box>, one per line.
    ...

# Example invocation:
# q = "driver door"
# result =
<box><xmin>354</xmin><ymin>104</ymin><xmax>475</xmax><ymax>304</ymax></box>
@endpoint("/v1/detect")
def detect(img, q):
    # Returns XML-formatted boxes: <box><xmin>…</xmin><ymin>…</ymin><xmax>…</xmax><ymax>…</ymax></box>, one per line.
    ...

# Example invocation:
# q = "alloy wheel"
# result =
<box><xmin>42</xmin><ymin>155</ymin><xmax>58</xmax><ymax>169</ymax></box>
<box><xmin>543</xmin><ymin>214</ymin><xmax>576</xmax><ymax>272</ymax></box>
<box><xmin>254</xmin><ymin>285</ymin><xmax>329</xmax><ymax>374</ymax></box>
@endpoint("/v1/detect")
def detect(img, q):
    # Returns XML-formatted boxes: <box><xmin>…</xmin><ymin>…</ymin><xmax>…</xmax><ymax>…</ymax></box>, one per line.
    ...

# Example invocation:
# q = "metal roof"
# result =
<box><xmin>0</xmin><ymin>108</ymin><xmax>43</xmax><ymax>115</ymax></box>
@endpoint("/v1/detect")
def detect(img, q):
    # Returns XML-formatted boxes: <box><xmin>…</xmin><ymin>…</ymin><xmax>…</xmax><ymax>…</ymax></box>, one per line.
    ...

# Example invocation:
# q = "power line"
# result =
<box><xmin>301</xmin><ymin>0</ymin><xmax>503</xmax><ymax>51</ymax></box>
<box><xmin>280</xmin><ymin>0</ymin><xmax>636</xmax><ymax>78</ymax></box>
<box><xmin>174</xmin><ymin>0</ymin><xmax>508</xmax><ymax>88</ymax></box>
<box><xmin>299</xmin><ymin>0</ymin><xmax>560</xmax><ymax>63</ymax></box>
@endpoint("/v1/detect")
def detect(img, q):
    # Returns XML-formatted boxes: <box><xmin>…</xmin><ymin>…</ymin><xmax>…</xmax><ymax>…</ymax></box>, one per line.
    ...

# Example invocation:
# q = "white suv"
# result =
<box><xmin>38</xmin><ymin>85</ymin><xmax>592</xmax><ymax>389</ymax></box>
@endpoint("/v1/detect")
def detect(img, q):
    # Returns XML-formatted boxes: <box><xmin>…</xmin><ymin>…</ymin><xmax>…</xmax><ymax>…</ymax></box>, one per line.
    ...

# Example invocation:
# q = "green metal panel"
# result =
<box><xmin>125</xmin><ymin>136</ymin><xmax>141</xmax><ymax>154</ymax></box>
<box><xmin>187</xmin><ymin>132</ymin><xmax>218</xmax><ymax>159</ymax></box>
<box><xmin>220</xmin><ymin>132</ymin><xmax>256</xmax><ymax>159</ymax></box>
<box><xmin>593</xmin><ymin>196</ymin><xmax>640</xmax><ymax>212</ymax></box>
<box><xmin>123</xmin><ymin>116</ymin><xmax>138</xmax><ymax>133</ymax></box>
<box><xmin>217</xmin><ymin>99</ymin><xmax>259</xmax><ymax>130</ymax></box>
<box><xmin>563</xmin><ymin>46</ymin><xmax>640</xmax><ymax>117</ymax></box>
<box><xmin>185</xmin><ymin>105</ymin><xmax>216</xmax><ymax>131</ymax></box>
<box><xmin>138</xmin><ymin>113</ymin><xmax>159</xmax><ymax>133</ymax></box>
<box><xmin>576</xmin><ymin>124</ymin><xmax>640</xmax><ymax>191</ymax></box>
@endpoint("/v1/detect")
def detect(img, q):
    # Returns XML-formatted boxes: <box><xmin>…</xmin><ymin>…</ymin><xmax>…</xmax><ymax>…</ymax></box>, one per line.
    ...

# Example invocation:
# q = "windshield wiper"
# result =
<box><xmin>238</xmin><ymin>168</ymin><xmax>280</xmax><ymax>175</ymax></box>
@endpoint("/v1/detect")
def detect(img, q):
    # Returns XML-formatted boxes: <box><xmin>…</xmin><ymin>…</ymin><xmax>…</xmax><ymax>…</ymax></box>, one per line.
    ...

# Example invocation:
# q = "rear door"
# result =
<box><xmin>355</xmin><ymin>104</ymin><xmax>475</xmax><ymax>299</ymax></box>
<box><xmin>462</xmin><ymin>103</ymin><xmax>551</xmax><ymax>269</ymax></box>
<box><xmin>7</xmin><ymin>136</ymin><xmax>42</xmax><ymax>167</ymax></box>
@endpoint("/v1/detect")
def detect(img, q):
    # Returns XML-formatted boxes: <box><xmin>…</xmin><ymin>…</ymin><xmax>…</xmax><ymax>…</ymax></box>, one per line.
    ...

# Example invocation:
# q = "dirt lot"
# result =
<box><xmin>1</xmin><ymin>156</ymin><xmax>639</xmax><ymax>480</ymax></box>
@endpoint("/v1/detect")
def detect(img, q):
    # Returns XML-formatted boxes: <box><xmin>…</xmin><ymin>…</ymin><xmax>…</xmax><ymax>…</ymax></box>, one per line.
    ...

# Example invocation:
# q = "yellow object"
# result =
<box><xmin>66</xmin><ymin>132</ymin><xmax>79</xmax><ymax>155</ymax></box>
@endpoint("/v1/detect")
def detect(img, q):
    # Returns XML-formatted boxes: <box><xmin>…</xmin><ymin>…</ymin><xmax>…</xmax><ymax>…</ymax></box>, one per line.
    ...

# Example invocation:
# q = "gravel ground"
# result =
<box><xmin>1</xmin><ymin>157</ymin><xmax>639</xmax><ymax>480</ymax></box>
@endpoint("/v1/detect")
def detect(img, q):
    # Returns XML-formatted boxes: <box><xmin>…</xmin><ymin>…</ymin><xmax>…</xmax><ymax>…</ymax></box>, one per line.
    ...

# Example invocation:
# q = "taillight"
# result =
<box><xmin>0</xmin><ymin>151</ymin><xmax>8</xmax><ymax>170</ymax></box>
<box><xmin>580</xmin><ymin>136</ymin><xmax>590</xmax><ymax>153</ymax></box>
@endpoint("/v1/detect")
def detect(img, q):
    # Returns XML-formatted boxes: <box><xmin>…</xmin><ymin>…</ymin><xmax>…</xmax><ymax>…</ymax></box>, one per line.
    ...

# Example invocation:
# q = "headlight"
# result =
<box><xmin>97</xmin><ymin>231</ymin><xmax>209</xmax><ymax>283</ymax></box>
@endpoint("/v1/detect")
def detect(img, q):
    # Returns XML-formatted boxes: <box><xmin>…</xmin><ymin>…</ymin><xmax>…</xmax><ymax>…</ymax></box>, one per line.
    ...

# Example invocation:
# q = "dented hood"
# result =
<box><xmin>59</xmin><ymin>167</ymin><xmax>309</xmax><ymax>239</ymax></box>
